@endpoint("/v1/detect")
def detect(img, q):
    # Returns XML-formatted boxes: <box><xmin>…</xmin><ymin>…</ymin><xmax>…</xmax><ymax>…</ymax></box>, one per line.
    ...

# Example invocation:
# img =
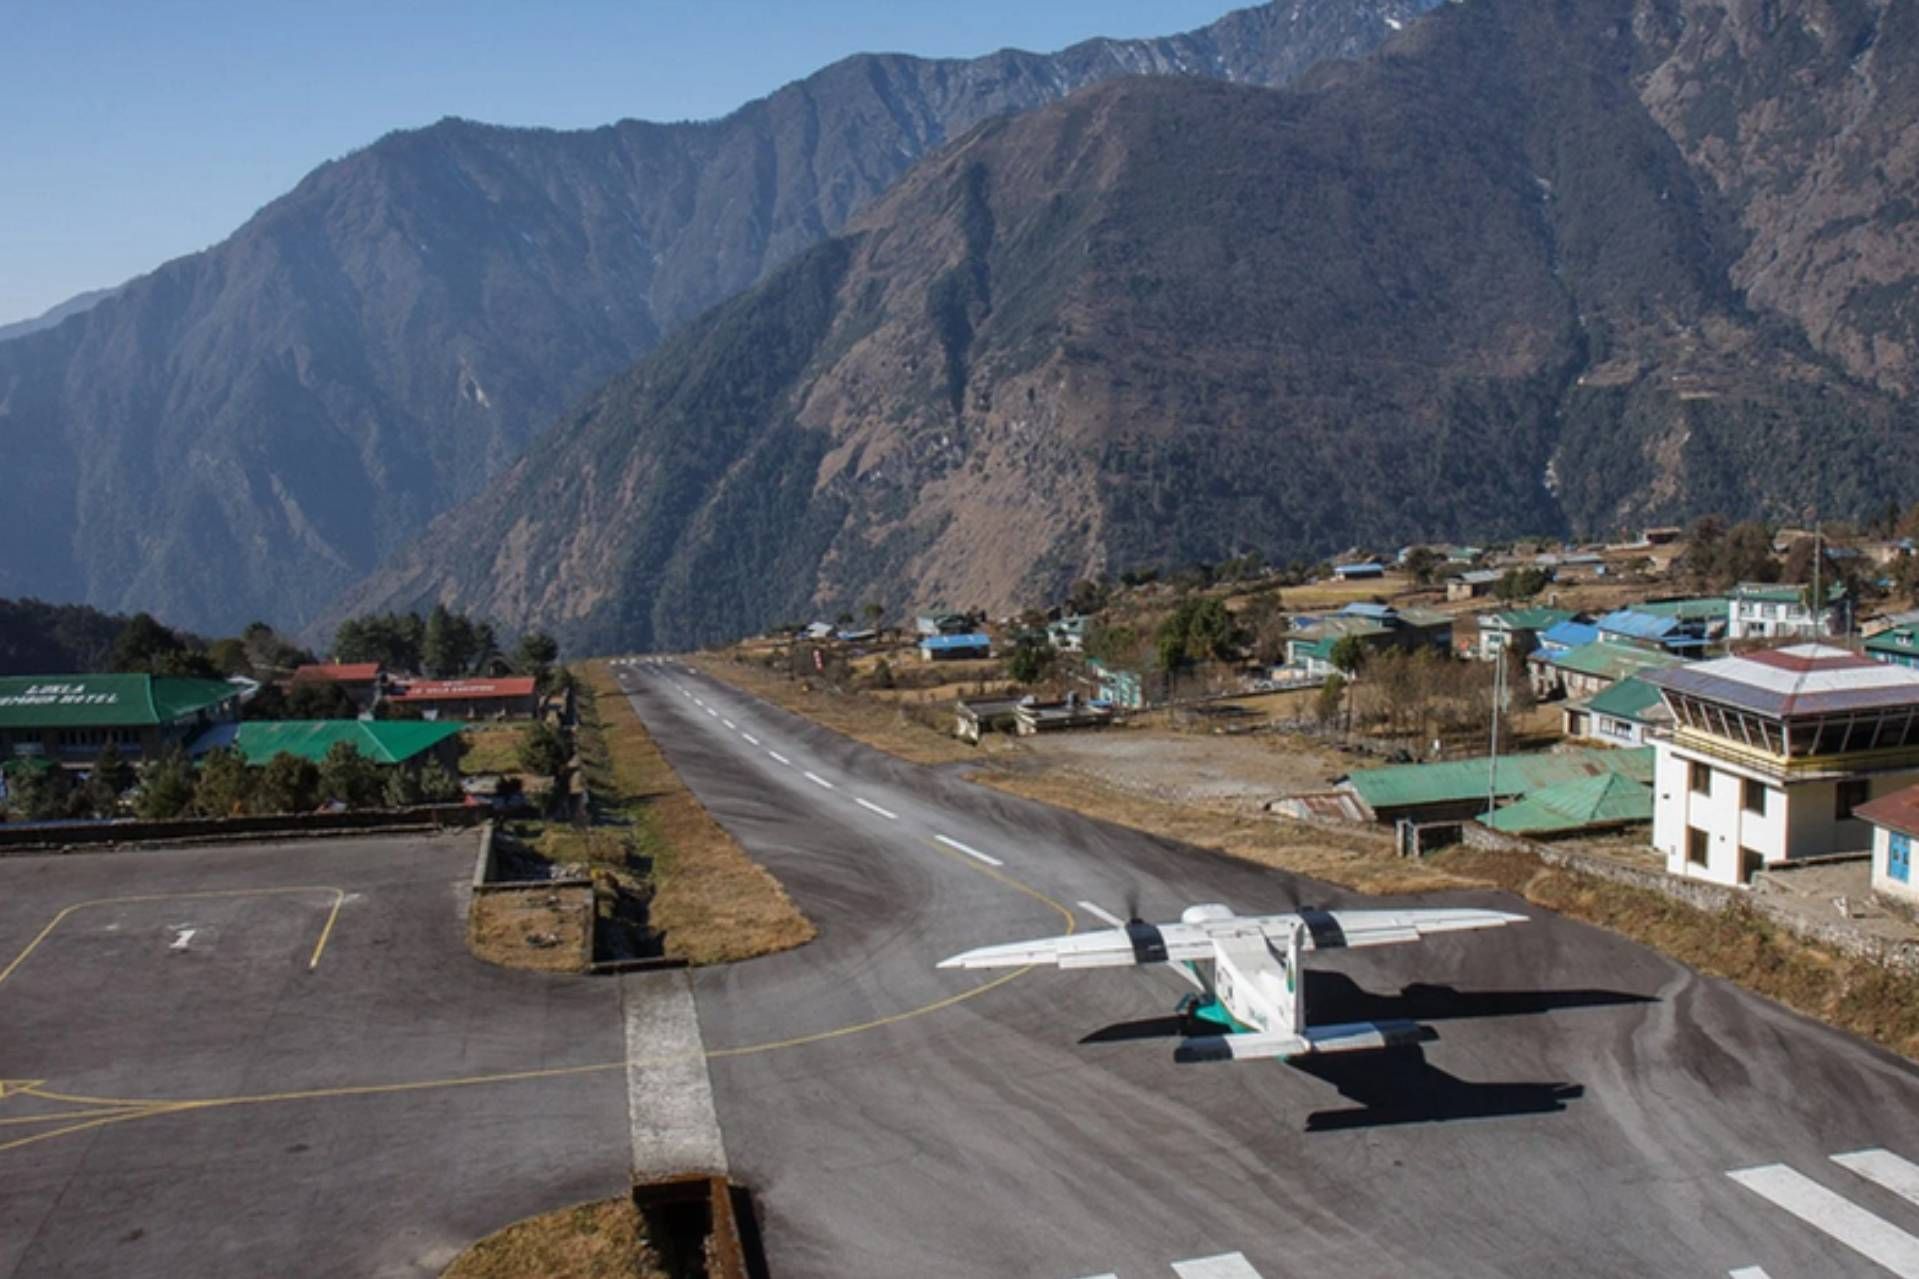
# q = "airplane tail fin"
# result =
<box><xmin>1174</xmin><ymin>1019</ymin><xmax>1434</xmax><ymax>1065</ymax></box>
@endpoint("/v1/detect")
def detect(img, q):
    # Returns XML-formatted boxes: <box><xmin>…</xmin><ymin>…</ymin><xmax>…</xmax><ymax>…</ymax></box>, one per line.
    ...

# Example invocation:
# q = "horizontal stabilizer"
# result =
<box><xmin>1175</xmin><ymin>1020</ymin><xmax>1434</xmax><ymax>1064</ymax></box>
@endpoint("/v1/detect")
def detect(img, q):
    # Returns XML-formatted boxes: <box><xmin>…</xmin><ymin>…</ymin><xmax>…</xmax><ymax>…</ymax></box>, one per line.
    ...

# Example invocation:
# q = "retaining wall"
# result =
<box><xmin>0</xmin><ymin>803</ymin><xmax>482</xmax><ymax>853</ymax></box>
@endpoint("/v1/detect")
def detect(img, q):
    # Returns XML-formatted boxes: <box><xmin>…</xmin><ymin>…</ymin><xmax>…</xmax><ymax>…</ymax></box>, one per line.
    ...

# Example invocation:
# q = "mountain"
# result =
<box><xmin>0</xmin><ymin>287</ymin><xmax>118</xmax><ymax>344</ymax></box>
<box><xmin>0</xmin><ymin>0</ymin><xmax>1438</xmax><ymax>637</ymax></box>
<box><xmin>333</xmin><ymin>0</ymin><xmax>1919</xmax><ymax>655</ymax></box>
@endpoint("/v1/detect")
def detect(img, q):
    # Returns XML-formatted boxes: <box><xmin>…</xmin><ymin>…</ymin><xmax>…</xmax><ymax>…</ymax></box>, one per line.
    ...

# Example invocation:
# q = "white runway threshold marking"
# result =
<box><xmin>1728</xmin><ymin>1268</ymin><xmax>1773</xmax><ymax>1279</ymax></box>
<box><xmin>1729</xmin><ymin>1164</ymin><xmax>1919</xmax><ymax>1277</ymax></box>
<box><xmin>1171</xmin><ymin>1255</ymin><xmax>1263</xmax><ymax>1278</ymax></box>
<box><xmin>934</xmin><ymin>834</ymin><xmax>1002</xmax><ymax>867</ymax></box>
<box><xmin>804</xmin><ymin>771</ymin><xmax>835</xmax><ymax>790</ymax></box>
<box><xmin>1835</xmin><ymin>1149</ymin><xmax>1919</xmax><ymax>1210</ymax></box>
<box><xmin>855</xmin><ymin>797</ymin><xmax>898</xmax><ymax>820</ymax></box>
<box><xmin>769</xmin><ymin>751</ymin><xmax>791</xmax><ymax>766</ymax></box>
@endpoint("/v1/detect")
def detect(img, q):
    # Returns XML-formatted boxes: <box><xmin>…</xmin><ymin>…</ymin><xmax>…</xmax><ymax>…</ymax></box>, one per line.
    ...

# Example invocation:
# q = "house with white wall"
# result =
<box><xmin>1857</xmin><ymin>785</ymin><xmax>1919</xmax><ymax>910</ymax></box>
<box><xmin>1727</xmin><ymin>582</ymin><xmax>1849</xmax><ymax>642</ymax></box>
<box><xmin>1645</xmin><ymin>645</ymin><xmax>1919</xmax><ymax>886</ymax></box>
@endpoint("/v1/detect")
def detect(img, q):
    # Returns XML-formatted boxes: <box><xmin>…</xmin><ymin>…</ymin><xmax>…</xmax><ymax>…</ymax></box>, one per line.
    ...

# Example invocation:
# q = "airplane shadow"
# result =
<box><xmin>1303</xmin><ymin>972</ymin><xmax>1657</xmax><ymax>1025</ymax></box>
<box><xmin>1295</xmin><ymin>1048</ymin><xmax>1583</xmax><ymax>1131</ymax></box>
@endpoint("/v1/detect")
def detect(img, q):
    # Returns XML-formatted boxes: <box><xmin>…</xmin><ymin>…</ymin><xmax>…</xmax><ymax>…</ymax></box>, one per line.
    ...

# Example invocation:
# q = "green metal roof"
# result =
<box><xmin>1343</xmin><ymin>747</ymin><xmax>1654</xmax><ymax>812</ymax></box>
<box><xmin>1732</xmin><ymin>581</ymin><xmax>1846</xmax><ymax>604</ymax></box>
<box><xmin>1633</xmin><ymin>597</ymin><xmax>1729</xmax><ymax>621</ymax></box>
<box><xmin>1550</xmin><ymin>641</ymin><xmax>1684</xmax><ymax>682</ymax></box>
<box><xmin>1582</xmin><ymin>675</ymin><xmax>1666</xmax><ymax>722</ymax></box>
<box><xmin>0</xmin><ymin>674</ymin><xmax>237</xmax><ymax>729</ymax></box>
<box><xmin>1485</xmin><ymin>773</ymin><xmax>1653</xmax><ymax>834</ymax></box>
<box><xmin>1488</xmin><ymin>607</ymin><xmax>1575</xmax><ymax>632</ymax></box>
<box><xmin>225</xmin><ymin>720</ymin><xmax>467</xmax><ymax>766</ymax></box>
<box><xmin>1866</xmin><ymin>625</ymin><xmax>1919</xmax><ymax>655</ymax></box>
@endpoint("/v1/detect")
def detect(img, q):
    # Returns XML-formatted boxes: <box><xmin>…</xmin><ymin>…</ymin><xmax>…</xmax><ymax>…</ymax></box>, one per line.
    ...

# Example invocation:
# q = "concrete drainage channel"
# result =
<box><xmin>623</xmin><ymin>969</ymin><xmax>766</xmax><ymax>1278</ymax></box>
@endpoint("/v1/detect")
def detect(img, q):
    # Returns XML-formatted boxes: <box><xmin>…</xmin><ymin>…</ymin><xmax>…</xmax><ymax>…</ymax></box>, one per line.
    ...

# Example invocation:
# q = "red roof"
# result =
<box><xmin>387</xmin><ymin>676</ymin><xmax>538</xmax><ymax>702</ymax></box>
<box><xmin>1742</xmin><ymin>647</ymin><xmax>1876</xmax><ymax>674</ymax></box>
<box><xmin>292</xmin><ymin>662</ymin><xmax>383</xmax><ymax>683</ymax></box>
<box><xmin>1856</xmin><ymin>784</ymin><xmax>1919</xmax><ymax>840</ymax></box>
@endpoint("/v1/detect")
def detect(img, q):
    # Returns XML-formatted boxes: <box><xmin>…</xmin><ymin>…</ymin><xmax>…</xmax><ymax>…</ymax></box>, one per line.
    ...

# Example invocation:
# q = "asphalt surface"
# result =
<box><xmin>0</xmin><ymin>834</ymin><xmax>629</xmax><ymax>1279</ymax></box>
<box><xmin>613</xmin><ymin>658</ymin><xmax>1919</xmax><ymax>1279</ymax></box>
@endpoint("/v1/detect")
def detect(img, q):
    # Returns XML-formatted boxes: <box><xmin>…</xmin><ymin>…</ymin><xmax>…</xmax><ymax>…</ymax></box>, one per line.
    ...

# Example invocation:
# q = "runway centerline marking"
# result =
<box><xmin>1834</xmin><ymin>1149</ymin><xmax>1919</xmax><ymax>1209</ymax></box>
<box><xmin>1728</xmin><ymin>1268</ymin><xmax>1773</xmax><ymax>1279</ymax></box>
<box><xmin>0</xmin><ymin>885</ymin><xmax>347</xmax><ymax>988</ymax></box>
<box><xmin>722</xmin><ymin>719</ymin><xmax>736</xmax><ymax>730</ymax></box>
<box><xmin>804</xmin><ymin>771</ymin><xmax>835</xmax><ymax>790</ymax></box>
<box><xmin>769</xmin><ymin>751</ymin><xmax>791</xmax><ymax>765</ymax></box>
<box><xmin>1728</xmin><ymin>1163</ymin><xmax>1919</xmax><ymax>1277</ymax></box>
<box><xmin>742</xmin><ymin>734</ymin><xmax>760</xmax><ymax>746</ymax></box>
<box><xmin>935</xmin><ymin>834</ymin><xmax>1001</xmax><ymax>867</ymax></box>
<box><xmin>856</xmin><ymin>798</ymin><xmax>898</xmax><ymax>820</ymax></box>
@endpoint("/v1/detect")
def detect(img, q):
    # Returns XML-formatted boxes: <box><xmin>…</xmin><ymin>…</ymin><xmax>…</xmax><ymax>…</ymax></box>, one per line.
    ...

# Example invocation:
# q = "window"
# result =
<box><xmin>1689</xmin><ymin>761</ymin><xmax>1712</xmax><ymax>797</ymax></box>
<box><xmin>1742</xmin><ymin>778</ymin><xmax>1766</xmax><ymax>817</ymax></box>
<box><xmin>1892</xmin><ymin>832</ymin><xmax>1912</xmax><ymax>885</ymax></box>
<box><xmin>1836</xmin><ymin>779</ymin><xmax>1871</xmax><ymax>822</ymax></box>
<box><xmin>1739</xmin><ymin>847</ymin><xmax>1764</xmax><ymax>885</ymax></box>
<box><xmin>1687</xmin><ymin>827</ymin><xmax>1710</xmax><ymax>867</ymax></box>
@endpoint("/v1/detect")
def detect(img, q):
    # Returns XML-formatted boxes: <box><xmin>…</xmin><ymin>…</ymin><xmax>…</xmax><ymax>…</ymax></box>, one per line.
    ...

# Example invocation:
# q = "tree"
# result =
<box><xmin>1066</xmin><ymin>578</ymin><xmax>1109</xmax><ymax>616</ymax></box>
<box><xmin>133</xmin><ymin>751</ymin><xmax>197</xmax><ymax>820</ymax></box>
<box><xmin>334</xmin><ymin>613</ymin><xmax>426</xmax><ymax>672</ymax></box>
<box><xmin>1315</xmin><ymin>674</ymin><xmax>1348</xmax><ymax>727</ymax></box>
<box><xmin>1402</xmin><ymin>546</ymin><xmax>1443</xmax><ymax>586</ymax></box>
<box><xmin>517</xmin><ymin>723</ymin><xmax>570</xmax><ymax>779</ymax></box>
<box><xmin>255</xmin><ymin>753</ymin><xmax>321</xmax><ymax>814</ymax></box>
<box><xmin>85</xmin><ymin>742</ymin><xmax>135</xmax><ymax>818</ymax></box>
<box><xmin>207</xmin><ymin>637</ymin><xmax>251</xmax><ymax>677</ymax></box>
<box><xmin>512</xmin><ymin>631</ymin><xmax>560</xmax><ymax>676</ymax></box>
<box><xmin>1493</xmin><ymin>567</ymin><xmax>1551</xmax><ymax>602</ymax></box>
<box><xmin>11</xmin><ymin>764</ymin><xmax>80</xmax><ymax>822</ymax></box>
<box><xmin>1329</xmin><ymin>635</ymin><xmax>1371</xmax><ymax>676</ymax></box>
<box><xmin>1005</xmin><ymin>635</ymin><xmax>1055</xmax><ymax>685</ymax></box>
<box><xmin>422</xmin><ymin>605</ymin><xmax>475</xmax><ymax>679</ymax></box>
<box><xmin>245</xmin><ymin>680</ymin><xmax>358</xmax><ymax>721</ymax></box>
<box><xmin>861</xmin><ymin>602</ymin><xmax>885</xmax><ymax>631</ymax></box>
<box><xmin>193</xmin><ymin>747</ymin><xmax>256</xmax><ymax>817</ymax></box>
<box><xmin>317</xmin><ymin>741</ymin><xmax>384</xmax><ymax>809</ymax></box>
<box><xmin>1156</xmin><ymin>597</ymin><xmax>1238</xmax><ymax>670</ymax></box>
<box><xmin>384</xmin><ymin>758</ymin><xmax>464</xmax><ymax>808</ymax></box>
<box><xmin>111</xmin><ymin>612</ymin><xmax>186</xmax><ymax>673</ymax></box>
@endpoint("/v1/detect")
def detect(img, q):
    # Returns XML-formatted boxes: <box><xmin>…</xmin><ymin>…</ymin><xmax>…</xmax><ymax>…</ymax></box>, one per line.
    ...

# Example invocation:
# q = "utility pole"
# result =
<box><xmin>1485</xmin><ymin>642</ymin><xmax>1504</xmax><ymax>822</ymax></box>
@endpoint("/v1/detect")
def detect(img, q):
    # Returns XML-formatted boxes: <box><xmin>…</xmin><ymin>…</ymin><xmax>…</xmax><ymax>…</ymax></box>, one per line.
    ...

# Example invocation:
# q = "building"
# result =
<box><xmin>919</xmin><ymin>633</ymin><xmax>992</xmax><ymax>662</ymax></box>
<box><xmin>1483</xmin><ymin>772</ymin><xmax>1653</xmax><ymax>837</ymax></box>
<box><xmin>915</xmin><ymin>613</ymin><xmax>974</xmax><ymax>637</ymax></box>
<box><xmin>1339</xmin><ymin>747</ymin><xmax>1654</xmax><ymax>825</ymax></box>
<box><xmin>1012</xmin><ymin>694</ymin><xmax>1115</xmax><ymax>736</ymax></box>
<box><xmin>1592</xmin><ymin>608</ymin><xmax>1713</xmax><ymax>658</ymax></box>
<box><xmin>1088</xmin><ymin>660</ymin><xmax>1147</xmax><ymax>710</ymax></box>
<box><xmin>195</xmin><ymin>720</ymin><xmax>467</xmax><ymax>773</ymax></box>
<box><xmin>1865</xmin><ymin>624</ymin><xmax>1919</xmax><ymax>670</ymax></box>
<box><xmin>954</xmin><ymin>697</ymin><xmax>1022</xmax><ymax>743</ymax></box>
<box><xmin>1530</xmin><ymin>640</ymin><xmax>1683</xmax><ymax>701</ymax></box>
<box><xmin>1646</xmin><ymin>645</ymin><xmax>1919</xmax><ymax>886</ymax></box>
<box><xmin>384</xmin><ymin>676</ymin><xmax>539</xmax><ymax>720</ymax></box>
<box><xmin>1047</xmin><ymin>616</ymin><xmax>1089</xmax><ymax>652</ymax></box>
<box><xmin>1562</xmin><ymin>675</ymin><xmax>1669</xmax><ymax>747</ymax></box>
<box><xmin>1474</xmin><ymin>608</ymin><xmax>1576</xmax><ymax>662</ymax></box>
<box><xmin>1856</xmin><ymin>785</ymin><xmax>1919</xmax><ymax>910</ymax></box>
<box><xmin>290</xmin><ymin>662</ymin><xmax>384</xmax><ymax>711</ymax></box>
<box><xmin>1287</xmin><ymin>605</ymin><xmax>1452</xmax><ymax>679</ymax></box>
<box><xmin>0</xmin><ymin>674</ymin><xmax>242</xmax><ymax>766</ymax></box>
<box><xmin>1537</xmin><ymin>619</ymin><xmax>1598</xmax><ymax>656</ymax></box>
<box><xmin>1332</xmin><ymin>561</ymin><xmax>1385</xmax><ymax>581</ymax></box>
<box><xmin>1446</xmin><ymin>570</ymin><xmax>1501</xmax><ymax>602</ymax></box>
<box><xmin>1727</xmin><ymin>582</ymin><xmax>1849</xmax><ymax>642</ymax></box>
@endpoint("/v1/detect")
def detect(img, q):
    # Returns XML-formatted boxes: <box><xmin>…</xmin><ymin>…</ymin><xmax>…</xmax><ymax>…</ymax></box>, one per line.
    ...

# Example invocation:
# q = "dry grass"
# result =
<box><xmin>467</xmin><ymin>886</ymin><xmax>593</xmax><ymax>974</ymax></box>
<box><xmin>580</xmin><ymin>661</ymin><xmax>815</xmax><ymax>965</ymax></box>
<box><xmin>442</xmin><ymin>1197</ymin><xmax>664</xmax><ymax>1279</ymax></box>
<box><xmin>977</xmin><ymin>770</ymin><xmax>1464</xmax><ymax>896</ymax></box>
<box><xmin>460</xmin><ymin>725</ymin><xmax>527</xmax><ymax>775</ymax></box>
<box><xmin>1431</xmin><ymin>845</ymin><xmax>1919</xmax><ymax>1060</ymax></box>
<box><xmin>690</xmin><ymin>652</ymin><xmax>993</xmax><ymax>766</ymax></box>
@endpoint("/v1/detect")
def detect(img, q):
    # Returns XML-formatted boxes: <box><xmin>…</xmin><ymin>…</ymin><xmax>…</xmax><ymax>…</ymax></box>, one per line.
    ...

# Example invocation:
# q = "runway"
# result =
<box><xmin>612</xmin><ymin>657</ymin><xmax>1919</xmax><ymax>1279</ymax></box>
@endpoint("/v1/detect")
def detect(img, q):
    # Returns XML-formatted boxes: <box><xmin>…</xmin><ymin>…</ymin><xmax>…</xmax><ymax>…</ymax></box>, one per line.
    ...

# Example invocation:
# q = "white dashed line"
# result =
<box><xmin>1728</xmin><ymin>1268</ymin><xmax>1772</xmax><ymax>1279</ymax></box>
<box><xmin>705</xmin><ymin>707</ymin><xmax>718</xmax><ymax>718</ymax></box>
<box><xmin>1172</xmin><ymin>1256</ymin><xmax>1264</xmax><ymax>1279</ymax></box>
<box><xmin>722</xmin><ymin>719</ymin><xmax>736</xmax><ymax>729</ymax></box>
<box><xmin>856</xmin><ymin>798</ymin><xmax>898</xmax><ymax>820</ymax></box>
<box><xmin>768</xmin><ymin>751</ymin><xmax>791</xmax><ymax>765</ymax></box>
<box><xmin>1728</xmin><ymin>1164</ymin><xmax>1919</xmax><ymax>1277</ymax></box>
<box><xmin>804</xmin><ymin>771</ymin><xmax>835</xmax><ymax>790</ymax></box>
<box><xmin>742</xmin><ymin>734</ymin><xmax>760</xmax><ymax>746</ymax></box>
<box><xmin>934</xmin><ymin>834</ymin><xmax>1002</xmax><ymax>867</ymax></box>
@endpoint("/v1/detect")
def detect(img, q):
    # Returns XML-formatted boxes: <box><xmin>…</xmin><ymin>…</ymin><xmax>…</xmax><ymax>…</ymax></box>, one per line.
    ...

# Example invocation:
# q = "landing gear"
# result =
<box><xmin>1174</xmin><ymin>993</ymin><xmax>1203</xmax><ymax>1037</ymax></box>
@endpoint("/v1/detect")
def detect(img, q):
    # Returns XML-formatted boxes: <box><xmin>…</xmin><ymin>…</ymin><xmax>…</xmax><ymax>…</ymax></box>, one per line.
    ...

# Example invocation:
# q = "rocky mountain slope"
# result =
<box><xmin>333</xmin><ymin>0</ymin><xmax>1919</xmax><ymax>654</ymax></box>
<box><xmin>0</xmin><ymin>0</ymin><xmax>1436</xmax><ymax>635</ymax></box>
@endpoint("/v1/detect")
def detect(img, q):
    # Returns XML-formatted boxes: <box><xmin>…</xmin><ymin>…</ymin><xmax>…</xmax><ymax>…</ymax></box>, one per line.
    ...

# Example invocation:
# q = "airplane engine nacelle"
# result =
<box><xmin>1180</xmin><ymin>903</ymin><xmax>1235</xmax><ymax>925</ymax></box>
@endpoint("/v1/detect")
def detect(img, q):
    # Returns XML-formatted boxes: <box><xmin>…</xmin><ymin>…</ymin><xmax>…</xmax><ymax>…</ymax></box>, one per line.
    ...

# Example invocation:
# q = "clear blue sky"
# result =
<box><xmin>1</xmin><ymin>0</ymin><xmax>1238</xmax><ymax>324</ymax></box>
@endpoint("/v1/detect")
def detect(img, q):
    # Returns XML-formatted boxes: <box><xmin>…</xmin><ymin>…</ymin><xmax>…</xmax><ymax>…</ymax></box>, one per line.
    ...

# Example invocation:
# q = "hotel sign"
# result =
<box><xmin>0</xmin><ymin>683</ymin><xmax>123</xmax><ymax>709</ymax></box>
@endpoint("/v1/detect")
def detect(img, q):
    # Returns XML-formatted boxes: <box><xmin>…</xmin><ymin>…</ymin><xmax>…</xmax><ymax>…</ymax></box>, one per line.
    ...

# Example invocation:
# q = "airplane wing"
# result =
<box><xmin>1272</xmin><ymin>906</ymin><xmax>1528</xmax><ymax>951</ymax></box>
<box><xmin>938</xmin><ymin>921</ymin><xmax>1214</xmax><ymax>971</ymax></box>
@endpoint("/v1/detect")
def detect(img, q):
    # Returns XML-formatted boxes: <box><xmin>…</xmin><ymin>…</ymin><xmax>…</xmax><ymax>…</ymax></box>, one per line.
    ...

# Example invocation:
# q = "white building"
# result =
<box><xmin>1857</xmin><ymin>786</ymin><xmax>1919</xmax><ymax>910</ymax></box>
<box><xmin>1727</xmin><ymin>582</ymin><xmax>1849</xmax><ymax>642</ymax></box>
<box><xmin>1645</xmin><ymin>645</ymin><xmax>1919</xmax><ymax>887</ymax></box>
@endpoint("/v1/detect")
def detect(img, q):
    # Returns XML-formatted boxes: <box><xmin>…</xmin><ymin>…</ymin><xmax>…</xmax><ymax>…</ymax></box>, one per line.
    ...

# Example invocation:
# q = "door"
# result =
<box><xmin>1892</xmin><ymin>832</ymin><xmax>1912</xmax><ymax>885</ymax></box>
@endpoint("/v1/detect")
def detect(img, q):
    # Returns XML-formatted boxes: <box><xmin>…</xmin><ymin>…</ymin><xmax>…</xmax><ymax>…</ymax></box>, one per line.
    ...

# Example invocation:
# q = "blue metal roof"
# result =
<box><xmin>1595</xmin><ymin>609</ymin><xmax>1680</xmax><ymax>642</ymax></box>
<box><xmin>1540</xmin><ymin>620</ymin><xmax>1598</xmax><ymax>649</ymax></box>
<box><xmin>919</xmin><ymin>633</ymin><xmax>992</xmax><ymax>650</ymax></box>
<box><xmin>1333</xmin><ymin>562</ymin><xmax>1385</xmax><ymax>576</ymax></box>
<box><xmin>1340</xmin><ymin>603</ymin><xmax>1396</xmax><ymax>620</ymax></box>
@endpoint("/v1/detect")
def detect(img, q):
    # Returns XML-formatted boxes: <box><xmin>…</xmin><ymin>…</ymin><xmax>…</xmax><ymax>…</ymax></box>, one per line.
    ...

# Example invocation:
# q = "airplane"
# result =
<box><xmin>938</xmin><ymin>900</ymin><xmax>1528</xmax><ymax>1063</ymax></box>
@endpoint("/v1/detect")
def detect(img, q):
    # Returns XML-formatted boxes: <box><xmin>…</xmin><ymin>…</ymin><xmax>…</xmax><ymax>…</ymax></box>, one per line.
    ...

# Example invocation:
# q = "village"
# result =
<box><xmin>744</xmin><ymin>520</ymin><xmax>1919</xmax><ymax>947</ymax></box>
